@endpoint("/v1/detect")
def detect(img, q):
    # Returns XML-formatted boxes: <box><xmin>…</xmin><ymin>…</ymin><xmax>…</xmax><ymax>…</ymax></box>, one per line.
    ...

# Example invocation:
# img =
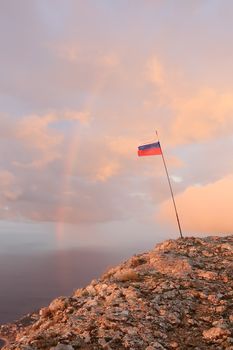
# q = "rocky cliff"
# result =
<box><xmin>1</xmin><ymin>235</ymin><xmax>233</xmax><ymax>350</ymax></box>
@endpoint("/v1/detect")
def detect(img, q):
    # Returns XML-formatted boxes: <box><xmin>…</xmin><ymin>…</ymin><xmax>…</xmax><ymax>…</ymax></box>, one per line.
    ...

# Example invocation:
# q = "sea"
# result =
<box><xmin>0</xmin><ymin>220</ymin><xmax>170</xmax><ymax>325</ymax></box>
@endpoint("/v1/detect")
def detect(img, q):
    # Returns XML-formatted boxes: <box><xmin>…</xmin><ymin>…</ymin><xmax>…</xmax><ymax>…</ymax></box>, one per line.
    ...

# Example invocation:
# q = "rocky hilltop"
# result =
<box><xmin>1</xmin><ymin>235</ymin><xmax>233</xmax><ymax>350</ymax></box>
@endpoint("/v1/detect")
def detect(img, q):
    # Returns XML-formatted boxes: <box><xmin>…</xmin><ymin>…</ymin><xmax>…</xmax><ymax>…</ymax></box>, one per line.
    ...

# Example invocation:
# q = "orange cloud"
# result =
<box><xmin>51</xmin><ymin>41</ymin><xmax>120</xmax><ymax>69</ymax></box>
<box><xmin>16</xmin><ymin>111</ymin><xmax>90</xmax><ymax>150</ymax></box>
<box><xmin>52</xmin><ymin>42</ymin><xmax>81</xmax><ymax>62</ymax></box>
<box><xmin>11</xmin><ymin>110</ymin><xmax>90</xmax><ymax>169</ymax></box>
<box><xmin>0</xmin><ymin>171</ymin><xmax>22</xmax><ymax>202</ymax></box>
<box><xmin>17</xmin><ymin>114</ymin><xmax>63</xmax><ymax>151</ymax></box>
<box><xmin>171</xmin><ymin>88</ymin><xmax>233</xmax><ymax>144</ymax></box>
<box><xmin>146</xmin><ymin>57</ymin><xmax>165</xmax><ymax>87</ymax></box>
<box><xmin>95</xmin><ymin>161</ymin><xmax>120</xmax><ymax>182</ymax></box>
<box><xmin>0</xmin><ymin>171</ymin><xmax>15</xmax><ymax>187</ymax></box>
<box><xmin>145</xmin><ymin>56</ymin><xmax>233</xmax><ymax>145</ymax></box>
<box><xmin>1</xmin><ymin>0</ymin><xmax>233</xmax><ymax>231</ymax></box>
<box><xmin>107</xmin><ymin>136</ymin><xmax>139</xmax><ymax>157</ymax></box>
<box><xmin>158</xmin><ymin>175</ymin><xmax>233</xmax><ymax>234</ymax></box>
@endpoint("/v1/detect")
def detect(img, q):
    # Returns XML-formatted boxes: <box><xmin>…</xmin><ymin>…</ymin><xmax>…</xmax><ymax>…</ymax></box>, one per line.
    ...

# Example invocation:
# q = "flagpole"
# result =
<box><xmin>156</xmin><ymin>131</ymin><xmax>184</xmax><ymax>239</ymax></box>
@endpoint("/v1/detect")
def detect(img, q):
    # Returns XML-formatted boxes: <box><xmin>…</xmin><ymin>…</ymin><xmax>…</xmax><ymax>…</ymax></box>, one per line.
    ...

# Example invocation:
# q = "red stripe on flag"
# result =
<box><xmin>138</xmin><ymin>148</ymin><xmax>162</xmax><ymax>156</ymax></box>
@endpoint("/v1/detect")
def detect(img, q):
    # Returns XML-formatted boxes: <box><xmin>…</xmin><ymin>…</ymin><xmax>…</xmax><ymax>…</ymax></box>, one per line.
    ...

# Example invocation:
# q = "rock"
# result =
<box><xmin>50</xmin><ymin>344</ymin><xmax>74</xmax><ymax>350</ymax></box>
<box><xmin>39</xmin><ymin>307</ymin><xmax>51</xmax><ymax>318</ymax></box>
<box><xmin>202</xmin><ymin>326</ymin><xmax>231</xmax><ymax>340</ymax></box>
<box><xmin>85</xmin><ymin>285</ymin><xmax>96</xmax><ymax>296</ymax></box>
<box><xmin>149</xmin><ymin>253</ymin><xmax>192</xmax><ymax>278</ymax></box>
<box><xmin>146</xmin><ymin>342</ymin><xmax>167</xmax><ymax>349</ymax></box>
<box><xmin>169</xmin><ymin>341</ymin><xmax>179</xmax><ymax>348</ymax></box>
<box><xmin>2</xmin><ymin>235</ymin><xmax>233</xmax><ymax>350</ymax></box>
<box><xmin>49</xmin><ymin>297</ymin><xmax>68</xmax><ymax>313</ymax></box>
<box><xmin>196</xmin><ymin>269</ymin><xmax>218</xmax><ymax>280</ymax></box>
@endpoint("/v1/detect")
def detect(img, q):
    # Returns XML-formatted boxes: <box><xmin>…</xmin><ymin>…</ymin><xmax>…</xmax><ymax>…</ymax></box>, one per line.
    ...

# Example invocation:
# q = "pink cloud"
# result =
<box><xmin>0</xmin><ymin>170</ymin><xmax>22</xmax><ymax>202</ymax></box>
<box><xmin>170</xmin><ymin>88</ymin><xmax>233</xmax><ymax>144</ymax></box>
<box><xmin>158</xmin><ymin>175</ymin><xmax>233</xmax><ymax>234</ymax></box>
<box><xmin>17</xmin><ymin>114</ymin><xmax>63</xmax><ymax>151</ymax></box>
<box><xmin>16</xmin><ymin>111</ymin><xmax>90</xmax><ymax>150</ymax></box>
<box><xmin>145</xmin><ymin>56</ymin><xmax>233</xmax><ymax>145</ymax></box>
<box><xmin>0</xmin><ymin>170</ymin><xmax>15</xmax><ymax>187</ymax></box>
<box><xmin>1</xmin><ymin>1</ymin><xmax>233</xmax><ymax>230</ymax></box>
<box><xmin>95</xmin><ymin>161</ymin><xmax>120</xmax><ymax>182</ymax></box>
<box><xmin>7</xmin><ymin>110</ymin><xmax>90</xmax><ymax>169</ymax></box>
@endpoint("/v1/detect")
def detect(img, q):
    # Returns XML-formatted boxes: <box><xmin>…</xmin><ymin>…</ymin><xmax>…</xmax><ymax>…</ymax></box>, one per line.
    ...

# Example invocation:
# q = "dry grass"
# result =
<box><xmin>114</xmin><ymin>268</ymin><xmax>139</xmax><ymax>282</ymax></box>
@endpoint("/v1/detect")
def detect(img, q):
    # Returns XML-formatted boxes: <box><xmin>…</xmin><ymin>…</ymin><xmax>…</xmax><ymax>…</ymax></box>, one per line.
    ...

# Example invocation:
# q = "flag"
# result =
<box><xmin>138</xmin><ymin>141</ymin><xmax>162</xmax><ymax>157</ymax></box>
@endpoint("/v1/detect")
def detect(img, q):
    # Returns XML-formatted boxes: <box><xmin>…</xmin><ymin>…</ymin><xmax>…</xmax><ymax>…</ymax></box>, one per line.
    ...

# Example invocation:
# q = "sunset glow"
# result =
<box><xmin>0</xmin><ymin>1</ymin><xmax>232</xmax><ymax>240</ymax></box>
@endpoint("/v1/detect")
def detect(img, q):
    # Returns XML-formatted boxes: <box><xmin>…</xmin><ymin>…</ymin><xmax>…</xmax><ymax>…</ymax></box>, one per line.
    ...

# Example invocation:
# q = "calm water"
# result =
<box><xmin>0</xmin><ymin>220</ymin><xmax>169</xmax><ymax>324</ymax></box>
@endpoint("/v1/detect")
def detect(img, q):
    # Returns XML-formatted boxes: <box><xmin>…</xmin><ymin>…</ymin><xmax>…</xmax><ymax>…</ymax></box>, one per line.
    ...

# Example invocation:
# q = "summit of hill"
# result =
<box><xmin>1</xmin><ymin>235</ymin><xmax>233</xmax><ymax>350</ymax></box>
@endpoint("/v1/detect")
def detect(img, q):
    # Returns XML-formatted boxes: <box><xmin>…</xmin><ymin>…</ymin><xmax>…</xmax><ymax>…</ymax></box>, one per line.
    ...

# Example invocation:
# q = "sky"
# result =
<box><xmin>0</xmin><ymin>0</ymin><xmax>233</xmax><ymax>244</ymax></box>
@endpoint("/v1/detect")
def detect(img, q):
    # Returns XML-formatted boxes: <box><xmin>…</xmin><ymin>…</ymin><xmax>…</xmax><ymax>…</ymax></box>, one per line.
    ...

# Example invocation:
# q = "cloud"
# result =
<box><xmin>0</xmin><ymin>171</ymin><xmax>15</xmax><ymax>187</ymax></box>
<box><xmin>0</xmin><ymin>114</ymin><xmax>149</xmax><ymax>224</ymax></box>
<box><xmin>62</xmin><ymin>110</ymin><xmax>91</xmax><ymax>124</ymax></box>
<box><xmin>17</xmin><ymin>114</ymin><xmax>63</xmax><ymax>151</ymax></box>
<box><xmin>0</xmin><ymin>1</ymin><xmax>233</xmax><ymax>231</ymax></box>
<box><xmin>52</xmin><ymin>42</ymin><xmax>81</xmax><ymax>63</ymax></box>
<box><xmin>145</xmin><ymin>56</ymin><xmax>233</xmax><ymax>145</ymax></box>
<box><xmin>107</xmin><ymin>136</ymin><xmax>139</xmax><ymax>157</ymax></box>
<box><xmin>3</xmin><ymin>110</ymin><xmax>90</xmax><ymax>169</ymax></box>
<box><xmin>52</xmin><ymin>41</ymin><xmax>120</xmax><ymax>68</ymax></box>
<box><xmin>158</xmin><ymin>175</ymin><xmax>233</xmax><ymax>234</ymax></box>
<box><xmin>146</xmin><ymin>56</ymin><xmax>166</xmax><ymax>88</ymax></box>
<box><xmin>170</xmin><ymin>88</ymin><xmax>233</xmax><ymax>144</ymax></box>
<box><xmin>0</xmin><ymin>170</ymin><xmax>22</xmax><ymax>202</ymax></box>
<box><xmin>95</xmin><ymin>161</ymin><xmax>120</xmax><ymax>182</ymax></box>
<box><xmin>17</xmin><ymin>110</ymin><xmax>90</xmax><ymax>146</ymax></box>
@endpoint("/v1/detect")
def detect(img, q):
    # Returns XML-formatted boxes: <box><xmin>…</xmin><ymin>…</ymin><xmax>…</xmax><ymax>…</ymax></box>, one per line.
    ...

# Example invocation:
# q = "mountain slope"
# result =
<box><xmin>1</xmin><ymin>236</ymin><xmax>233</xmax><ymax>349</ymax></box>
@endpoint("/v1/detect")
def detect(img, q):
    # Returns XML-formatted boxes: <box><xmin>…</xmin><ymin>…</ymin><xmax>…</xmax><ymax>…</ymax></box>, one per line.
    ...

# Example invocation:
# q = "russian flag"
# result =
<box><xmin>138</xmin><ymin>141</ymin><xmax>162</xmax><ymax>157</ymax></box>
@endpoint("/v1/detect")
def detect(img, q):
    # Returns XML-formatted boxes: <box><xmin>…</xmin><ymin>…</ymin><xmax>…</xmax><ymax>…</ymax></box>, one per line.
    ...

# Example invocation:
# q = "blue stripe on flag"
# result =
<box><xmin>138</xmin><ymin>141</ymin><xmax>161</xmax><ymax>151</ymax></box>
